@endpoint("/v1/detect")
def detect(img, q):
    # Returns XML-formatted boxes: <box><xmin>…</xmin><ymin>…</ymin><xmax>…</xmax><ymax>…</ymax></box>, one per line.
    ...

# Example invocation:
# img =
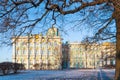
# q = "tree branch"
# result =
<box><xmin>46</xmin><ymin>0</ymin><xmax>109</xmax><ymax>15</ymax></box>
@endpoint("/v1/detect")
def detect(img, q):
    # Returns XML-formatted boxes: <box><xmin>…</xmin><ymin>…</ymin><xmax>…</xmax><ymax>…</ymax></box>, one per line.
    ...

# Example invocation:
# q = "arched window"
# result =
<box><xmin>54</xmin><ymin>41</ymin><xmax>57</xmax><ymax>46</ymax></box>
<box><xmin>23</xmin><ymin>47</ymin><xmax>26</xmax><ymax>54</ymax></box>
<box><xmin>29</xmin><ymin>47</ymin><xmax>33</xmax><ymax>54</ymax></box>
<box><xmin>36</xmin><ymin>47</ymin><xmax>39</xmax><ymax>54</ymax></box>
<box><xmin>16</xmin><ymin>47</ymin><xmax>19</xmax><ymax>54</ymax></box>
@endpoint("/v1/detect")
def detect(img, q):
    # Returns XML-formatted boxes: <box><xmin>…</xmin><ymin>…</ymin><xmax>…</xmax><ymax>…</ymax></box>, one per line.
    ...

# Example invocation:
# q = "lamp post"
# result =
<box><xmin>13</xmin><ymin>30</ymin><xmax>17</xmax><ymax>72</ymax></box>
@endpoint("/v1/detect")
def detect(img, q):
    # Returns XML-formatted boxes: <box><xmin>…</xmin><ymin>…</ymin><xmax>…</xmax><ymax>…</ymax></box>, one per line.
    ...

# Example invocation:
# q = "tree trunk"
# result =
<box><xmin>115</xmin><ymin>18</ymin><xmax>120</xmax><ymax>80</ymax></box>
<box><xmin>114</xmin><ymin>1</ymin><xmax>120</xmax><ymax>79</ymax></box>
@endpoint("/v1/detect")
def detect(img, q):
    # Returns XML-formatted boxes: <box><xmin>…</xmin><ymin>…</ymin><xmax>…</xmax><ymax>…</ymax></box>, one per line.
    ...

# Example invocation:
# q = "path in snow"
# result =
<box><xmin>0</xmin><ymin>69</ymin><xmax>115</xmax><ymax>80</ymax></box>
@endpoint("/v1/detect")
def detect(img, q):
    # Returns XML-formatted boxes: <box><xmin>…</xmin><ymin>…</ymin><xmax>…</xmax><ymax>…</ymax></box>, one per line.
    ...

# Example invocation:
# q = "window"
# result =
<box><xmin>36</xmin><ymin>47</ymin><xmax>39</xmax><ymax>54</ymax></box>
<box><xmin>23</xmin><ymin>47</ymin><xmax>25</xmax><ymax>54</ymax></box>
<box><xmin>16</xmin><ymin>47</ymin><xmax>19</xmax><ymax>54</ymax></box>
<box><xmin>29</xmin><ymin>47</ymin><xmax>33</xmax><ymax>54</ymax></box>
<box><xmin>48</xmin><ymin>50</ymin><xmax>50</xmax><ymax>55</ymax></box>
<box><xmin>54</xmin><ymin>42</ymin><xmax>57</xmax><ymax>47</ymax></box>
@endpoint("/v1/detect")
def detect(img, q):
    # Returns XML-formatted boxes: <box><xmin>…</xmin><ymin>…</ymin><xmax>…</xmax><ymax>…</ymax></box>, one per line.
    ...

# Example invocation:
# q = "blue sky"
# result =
<box><xmin>0</xmin><ymin>29</ymin><xmax>88</xmax><ymax>62</ymax></box>
<box><xmin>0</xmin><ymin>1</ymin><xmax>115</xmax><ymax>62</ymax></box>
<box><xmin>0</xmin><ymin>46</ymin><xmax>12</xmax><ymax>62</ymax></box>
<box><xmin>0</xmin><ymin>19</ymin><xmax>96</xmax><ymax>62</ymax></box>
<box><xmin>0</xmin><ymin>23</ymin><xmax>115</xmax><ymax>62</ymax></box>
<box><xmin>0</xmin><ymin>19</ymin><xmax>114</xmax><ymax>62</ymax></box>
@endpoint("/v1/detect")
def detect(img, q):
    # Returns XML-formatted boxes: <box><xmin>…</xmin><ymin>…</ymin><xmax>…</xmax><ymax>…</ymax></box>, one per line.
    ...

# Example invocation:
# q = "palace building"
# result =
<box><xmin>12</xmin><ymin>27</ymin><xmax>116</xmax><ymax>70</ymax></box>
<box><xmin>62</xmin><ymin>42</ymin><xmax>116</xmax><ymax>69</ymax></box>
<box><xmin>68</xmin><ymin>42</ymin><xmax>102</xmax><ymax>69</ymax></box>
<box><xmin>12</xmin><ymin>27</ymin><xmax>62</xmax><ymax>70</ymax></box>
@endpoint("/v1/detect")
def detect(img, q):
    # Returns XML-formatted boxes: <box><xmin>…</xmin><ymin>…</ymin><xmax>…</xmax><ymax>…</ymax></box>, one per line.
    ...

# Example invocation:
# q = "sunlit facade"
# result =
<box><xmin>101</xmin><ymin>42</ymin><xmax>116</xmax><ymax>67</ymax></box>
<box><xmin>68</xmin><ymin>42</ymin><xmax>102</xmax><ymax>68</ymax></box>
<box><xmin>12</xmin><ymin>27</ymin><xmax>116</xmax><ymax>70</ymax></box>
<box><xmin>62</xmin><ymin>42</ymin><xmax>116</xmax><ymax>69</ymax></box>
<box><xmin>12</xmin><ymin>27</ymin><xmax>62</xmax><ymax>70</ymax></box>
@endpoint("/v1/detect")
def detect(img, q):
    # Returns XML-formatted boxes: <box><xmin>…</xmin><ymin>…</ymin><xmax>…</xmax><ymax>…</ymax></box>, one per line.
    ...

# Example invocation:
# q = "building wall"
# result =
<box><xmin>68</xmin><ymin>43</ymin><xmax>102</xmax><ymax>69</ymax></box>
<box><xmin>12</xmin><ymin>27</ymin><xmax>62</xmax><ymax>70</ymax></box>
<box><xmin>101</xmin><ymin>42</ymin><xmax>116</xmax><ymax>67</ymax></box>
<box><xmin>62</xmin><ymin>42</ymin><xmax>116</xmax><ymax>69</ymax></box>
<box><xmin>62</xmin><ymin>42</ymin><xmax>70</xmax><ymax>69</ymax></box>
<box><xmin>12</xmin><ymin>27</ymin><xmax>116</xmax><ymax>70</ymax></box>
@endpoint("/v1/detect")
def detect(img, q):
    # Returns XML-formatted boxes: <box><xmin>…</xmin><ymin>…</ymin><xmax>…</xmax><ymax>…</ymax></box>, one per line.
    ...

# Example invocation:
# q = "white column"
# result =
<box><xmin>40</xmin><ymin>37</ymin><xmax>42</xmax><ymax>69</ymax></box>
<box><xmin>27</xmin><ymin>35</ymin><xmax>30</xmax><ymax>69</ymax></box>
<box><xmin>33</xmin><ymin>38</ymin><xmax>36</xmax><ymax>67</ymax></box>
<box><xmin>12</xmin><ymin>41</ymin><xmax>15</xmax><ymax>62</ymax></box>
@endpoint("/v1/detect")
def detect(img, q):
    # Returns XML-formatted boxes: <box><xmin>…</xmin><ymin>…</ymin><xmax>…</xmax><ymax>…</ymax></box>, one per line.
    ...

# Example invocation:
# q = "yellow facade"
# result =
<box><xmin>68</xmin><ymin>43</ymin><xmax>101</xmax><ymax>68</ymax></box>
<box><xmin>65</xmin><ymin>42</ymin><xmax>116</xmax><ymax>69</ymax></box>
<box><xmin>12</xmin><ymin>27</ymin><xmax>62</xmax><ymax>70</ymax></box>
<box><xmin>12</xmin><ymin>27</ymin><xmax>116</xmax><ymax>70</ymax></box>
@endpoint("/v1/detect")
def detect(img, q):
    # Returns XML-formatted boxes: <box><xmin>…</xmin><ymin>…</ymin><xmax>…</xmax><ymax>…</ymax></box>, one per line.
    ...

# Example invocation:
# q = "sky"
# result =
<box><xmin>0</xmin><ymin>46</ymin><xmax>12</xmax><ymax>62</ymax></box>
<box><xmin>0</xmin><ymin>29</ymin><xmax>88</xmax><ymax>62</ymax></box>
<box><xmin>0</xmin><ymin>17</ymin><xmax>113</xmax><ymax>62</ymax></box>
<box><xmin>0</xmin><ymin>1</ymin><xmax>115</xmax><ymax>62</ymax></box>
<box><xmin>0</xmin><ymin>24</ymin><xmax>114</xmax><ymax>62</ymax></box>
<box><xmin>0</xmin><ymin>6</ymin><xmax>90</xmax><ymax>62</ymax></box>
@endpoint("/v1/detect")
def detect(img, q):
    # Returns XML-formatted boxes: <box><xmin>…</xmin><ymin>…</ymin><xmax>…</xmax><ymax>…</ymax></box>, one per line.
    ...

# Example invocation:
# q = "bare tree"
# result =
<box><xmin>0</xmin><ymin>0</ymin><xmax>120</xmax><ymax>79</ymax></box>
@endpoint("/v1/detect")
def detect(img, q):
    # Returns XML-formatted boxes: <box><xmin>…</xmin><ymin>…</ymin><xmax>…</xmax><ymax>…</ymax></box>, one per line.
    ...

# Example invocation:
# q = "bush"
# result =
<box><xmin>0</xmin><ymin>62</ymin><xmax>25</xmax><ymax>75</ymax></box>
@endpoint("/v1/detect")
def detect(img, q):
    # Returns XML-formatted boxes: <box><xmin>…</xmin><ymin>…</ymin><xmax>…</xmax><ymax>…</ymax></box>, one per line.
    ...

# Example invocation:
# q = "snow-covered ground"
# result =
<box><xmin>0</xmin><ymin>69</ymin><xmax>115</xmax><ymax>80</ymax></box>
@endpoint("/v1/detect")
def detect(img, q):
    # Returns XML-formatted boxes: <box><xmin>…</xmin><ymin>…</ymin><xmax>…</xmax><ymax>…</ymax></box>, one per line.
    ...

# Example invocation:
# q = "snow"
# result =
<box><xmin>0</xmin><ymin>69</ymin><xmax>115</xmax><ymax>80</ymax></box>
